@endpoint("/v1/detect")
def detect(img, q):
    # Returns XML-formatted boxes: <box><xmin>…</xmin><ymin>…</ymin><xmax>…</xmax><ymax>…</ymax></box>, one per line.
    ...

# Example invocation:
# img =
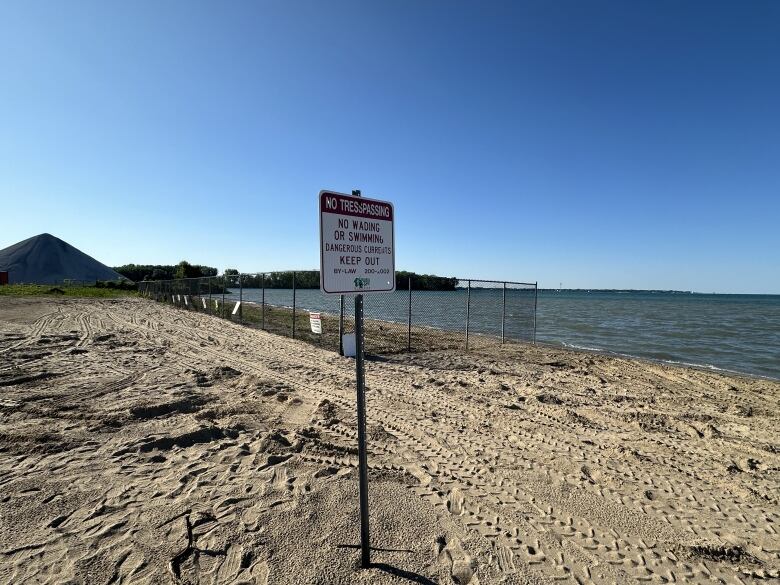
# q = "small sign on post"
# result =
<box><xmin>319</xmin><ymin>189</ymin><xmax>395</xmax><ymax>570</ymax></box>
<box><xmin>309</xmin><ymin>312</ymin><xmax>322</xmax><ymax>334</ymax></box>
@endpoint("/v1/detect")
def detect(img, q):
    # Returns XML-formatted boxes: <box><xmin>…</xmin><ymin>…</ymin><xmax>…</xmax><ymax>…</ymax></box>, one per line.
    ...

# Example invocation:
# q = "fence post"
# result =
<box><xmin>501</xmin><ymin>282</ymin><xmax>506</xmax><ymax>344</ymax></box>
<box><xmin>222</xmin><ymin>275</ymin><xmax>226</xmax><ymax>318</ymax></box>
<box><xmin>208</xmin><ymin>277</ymin><xmax>212</xmax><ymax>311</ymax></box>
<box><xmin>466</xmin><ymin>280</ymin><xmax>471</xmax><ymax>351</ymax></box>
<box><xmin>533</xmin><ymin>282</ymin><xmax>538</xmax><ymax>345</ymax></box>
<box><xmin>261</xmin><ymin>273</ymin><xmax>265</xmax><ymax>329</ymax></box>
<box><xmin>339</xmin><ymin>295</ymin><xmax>344</xmax><ymax>356</ymax></box>
<box><xmin>239</xmin><ymin>274</ymin><xmax>243</xmax><ymax>323</ymax></box>
<box><xmin>292</xmin><ymin>271</ymin><xmax>296</xmax><ymax>339</ymax></box>
<box><xmin>407</xmin><ymin>277</ymin><xmax>412</xmax><ymax>351</ymax></box>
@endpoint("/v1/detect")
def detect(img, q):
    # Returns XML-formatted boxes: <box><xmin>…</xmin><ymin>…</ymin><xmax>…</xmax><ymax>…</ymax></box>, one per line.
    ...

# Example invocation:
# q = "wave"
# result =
<box><xmin>559</xmin><ymin>341</ymin><xmax>778</xmax><ymax>381</ymax></box>
<box><xmin>561</xmin><ymin>341</ymin><xmax>604</xmax><ymax>353</ymax></box>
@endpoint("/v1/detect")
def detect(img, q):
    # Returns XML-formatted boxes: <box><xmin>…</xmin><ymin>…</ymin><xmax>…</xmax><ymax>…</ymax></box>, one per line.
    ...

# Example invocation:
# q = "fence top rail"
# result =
<box><xmin>458</xmin><ymin>279</ymin><xmax>537</xmax><ymax>286</ymax></box>
<box><xmin>141</xmin><ymin>275</ymin><xmax>537</xmax><ymax>287</ymax></box>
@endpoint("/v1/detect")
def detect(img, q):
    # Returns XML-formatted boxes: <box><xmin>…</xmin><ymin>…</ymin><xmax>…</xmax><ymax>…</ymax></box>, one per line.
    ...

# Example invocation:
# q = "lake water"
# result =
<box><xmin>229</xmin><ymin>288</ymin><xmax>779</xmax><ymax>379</ymax></box>
<box><xmin>536</xmin><ymin>291</ymin><xmax>779</xmax><ymax>380</ymax></box>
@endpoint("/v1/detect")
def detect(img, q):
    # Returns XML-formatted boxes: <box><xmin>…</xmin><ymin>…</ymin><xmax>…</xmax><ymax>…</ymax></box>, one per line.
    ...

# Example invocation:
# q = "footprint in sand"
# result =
<box><xmin>448</xmin><ymin>487</ymin><xmax>465</xmax><ymax>516</ymax></box>
<box><xmin>436</xmin><ymin>535</ymin><xmax>477</xmax><ymax>585</ymax></box>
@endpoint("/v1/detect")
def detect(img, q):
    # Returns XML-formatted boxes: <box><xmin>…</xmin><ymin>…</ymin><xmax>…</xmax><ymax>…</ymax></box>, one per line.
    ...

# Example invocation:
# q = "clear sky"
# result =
<box><xmin>1</xmin><ymin>1</ymin><xmax>778</xmax><ymax>293</ymax></box>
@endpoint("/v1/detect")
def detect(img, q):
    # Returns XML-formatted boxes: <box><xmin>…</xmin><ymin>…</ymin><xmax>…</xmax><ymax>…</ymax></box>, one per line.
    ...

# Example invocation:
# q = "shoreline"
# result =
<box><xmin>181</xmin><ymin>296</ymin><xmax>778</xmax><ymax>383</ymax></box>
<box><xmin>214</xmin><ymin>286</ymin><xmax>779</xmax><ymax>380</ymax></box>
<box><xmin>550</xmin><ymin>339</ymin><xmax>780</xmax><ymax>383</ymax></box>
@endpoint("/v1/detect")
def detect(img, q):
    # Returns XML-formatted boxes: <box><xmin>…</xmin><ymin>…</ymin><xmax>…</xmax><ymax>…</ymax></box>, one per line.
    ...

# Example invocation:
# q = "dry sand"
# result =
<box><xmin>0</xmin><ymin>297</ymin><xmax>778</xmax><ymax>584</ymax></box>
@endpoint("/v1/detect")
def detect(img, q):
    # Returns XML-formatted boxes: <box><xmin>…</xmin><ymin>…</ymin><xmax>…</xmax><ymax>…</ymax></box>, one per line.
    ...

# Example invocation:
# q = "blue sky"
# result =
<box><xmin>1</xmin><ymin>0</ymin><xmax>778</xmax><ymax>293</ymax></box>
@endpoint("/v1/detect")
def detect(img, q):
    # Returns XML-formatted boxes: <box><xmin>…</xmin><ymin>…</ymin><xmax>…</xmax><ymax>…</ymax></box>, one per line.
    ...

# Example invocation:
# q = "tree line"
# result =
<box><xmin>113</xmin><ymin>261</ymin><xmax>218</xmax><ymax>282</ymax></box>
<box><xmin>115</xmin><ymin>263</ymin><xmax>459</xmax><ymax>291</ymax></box>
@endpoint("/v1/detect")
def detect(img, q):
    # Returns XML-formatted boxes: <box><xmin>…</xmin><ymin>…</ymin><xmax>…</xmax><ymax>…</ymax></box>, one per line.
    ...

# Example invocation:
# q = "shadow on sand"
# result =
<box><xmin>336</xmin><ymin>544</ymin><xmax>438</xmax><ymax>584</ymax></box>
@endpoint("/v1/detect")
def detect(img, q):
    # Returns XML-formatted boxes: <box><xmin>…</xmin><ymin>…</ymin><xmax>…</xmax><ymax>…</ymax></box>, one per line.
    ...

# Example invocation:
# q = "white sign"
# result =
<box><xmin>309</xmin><ymin>312</ymin><xmax>322</xmax><ymax>334</ymax></box>
<box><xmin>319</xmin><ymin>190</ymin><xmax>395</xmax><ymax>294</ymax></box>
<box><xmin>342</xmin><ymin>333</ymin><xmax>356</xmax><ymax>357</ymax></box>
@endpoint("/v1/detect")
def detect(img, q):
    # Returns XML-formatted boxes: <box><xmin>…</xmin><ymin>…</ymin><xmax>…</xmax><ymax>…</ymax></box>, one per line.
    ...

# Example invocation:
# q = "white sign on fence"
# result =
<box><xmin>310</xmin><ymin>312</ymin><xmax>322</xmax><ymax>334</ymax></box>
<box><xmin>319</xmin><ymin>190</ymin><xmax>395</xmax><ymax>295</ymax></box>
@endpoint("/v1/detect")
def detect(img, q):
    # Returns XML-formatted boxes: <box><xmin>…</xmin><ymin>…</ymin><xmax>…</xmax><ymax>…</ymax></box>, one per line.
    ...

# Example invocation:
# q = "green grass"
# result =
<box><xmin>0</xmin><ymin>284</ymin><xmax>138</xmax><ymax>298</ymax></box>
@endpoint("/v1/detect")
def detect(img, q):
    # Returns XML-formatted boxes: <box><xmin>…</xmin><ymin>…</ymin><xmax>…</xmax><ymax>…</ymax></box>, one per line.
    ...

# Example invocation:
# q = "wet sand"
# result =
<box><xmin>1</xmin><ymin>297</ymin><xmax>778</xmax><ymax>584</ymax></box>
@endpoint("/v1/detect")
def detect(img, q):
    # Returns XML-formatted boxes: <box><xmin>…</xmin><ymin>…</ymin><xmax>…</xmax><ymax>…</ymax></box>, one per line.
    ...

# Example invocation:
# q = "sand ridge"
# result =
<box><xmin>0</xmin><ymin>297</ymin><xmax>778</xmax><ymax>584</ymax></box>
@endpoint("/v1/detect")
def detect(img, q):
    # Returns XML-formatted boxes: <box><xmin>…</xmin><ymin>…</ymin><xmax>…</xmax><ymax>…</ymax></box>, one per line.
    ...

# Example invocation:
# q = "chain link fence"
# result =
<box><xmin>138</xmin><ymin>272</ymin><xmax>537</xmax><ymax>355</ymax></box>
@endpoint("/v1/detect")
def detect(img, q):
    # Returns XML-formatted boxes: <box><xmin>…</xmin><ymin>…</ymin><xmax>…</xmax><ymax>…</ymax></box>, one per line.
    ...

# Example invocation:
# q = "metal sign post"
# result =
<box><xmin>319</xmin><ymin>188</ymin><xmax>395</xmax><ymax>570</ymax></box>
<box><xmin>338</xmin><ymin>295</ymin><xmax>345</xmax><ymax>356</ymax></box>
<box><xmin>354</xmin><ymin>290</ymin><xmax>370</xmax><ymax>568</ymax></box>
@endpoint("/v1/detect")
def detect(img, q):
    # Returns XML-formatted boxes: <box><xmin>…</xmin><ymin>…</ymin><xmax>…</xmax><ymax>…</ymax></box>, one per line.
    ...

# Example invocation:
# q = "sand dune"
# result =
<box><xmin>0</xmin><ymin>297</ymin><xmax>778</xmax><ymax>584</ymax></box>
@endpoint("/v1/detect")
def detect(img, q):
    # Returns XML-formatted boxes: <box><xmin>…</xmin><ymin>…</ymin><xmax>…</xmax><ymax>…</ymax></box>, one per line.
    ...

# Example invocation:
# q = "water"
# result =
<box><xmin>536</xmin><ymin>291</ymin><xmax>779</xmax><ymax>380</ymax></box>
<box><xmin>230</xmin><ymin>288</ymin><xmax>780</xmax><ymax>379</ymax></box>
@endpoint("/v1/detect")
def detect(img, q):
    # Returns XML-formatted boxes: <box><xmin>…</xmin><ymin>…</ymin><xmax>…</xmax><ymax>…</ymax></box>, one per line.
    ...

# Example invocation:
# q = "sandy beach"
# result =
<box><xmin>1</xmin><ymin>296</ymin><xmax>778</xmax><ymax>584</ymax></box>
